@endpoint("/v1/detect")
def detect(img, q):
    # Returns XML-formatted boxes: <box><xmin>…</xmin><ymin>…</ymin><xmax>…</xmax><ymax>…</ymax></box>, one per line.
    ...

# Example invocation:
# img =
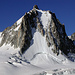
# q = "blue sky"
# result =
<box><xmin>0</xmin><ymin>0</ymin><xmax>75</xmax><ymax>35</ymax></box>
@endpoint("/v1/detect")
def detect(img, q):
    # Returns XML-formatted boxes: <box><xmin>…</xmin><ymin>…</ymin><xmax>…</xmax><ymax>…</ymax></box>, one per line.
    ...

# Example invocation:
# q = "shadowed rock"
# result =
<box><xmin>33</xmin><ymin>5</ymin><xmax>39</xmax><ymax>9</ymax></box>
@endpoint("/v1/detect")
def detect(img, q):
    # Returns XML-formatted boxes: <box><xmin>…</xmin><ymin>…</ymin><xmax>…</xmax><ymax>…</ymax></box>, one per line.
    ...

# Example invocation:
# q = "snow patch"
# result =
<box><xmin>17</xmin><ymin>16</ymin><xmax>23</xmax><ymax>25</ymax></box>
<box><xmin>14</xmin><ymin>24</ymin><xmax>21</xmax><ymax>31</ymax></box>
<box><xmin>0</xmin><ymin>32</ymin><xmax>2</xmax><ymax>43</ymax></box>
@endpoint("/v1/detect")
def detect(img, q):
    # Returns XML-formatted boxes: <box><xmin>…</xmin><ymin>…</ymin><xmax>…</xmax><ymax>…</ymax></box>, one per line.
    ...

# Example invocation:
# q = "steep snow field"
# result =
<box><xmin>0</xmin><ymin>31</ymin><xmax>75</xmax><ymax>75</ymax></box>
<box><xmin>37</xmin><ymin>10</ymin><xmax>51</xmax><ymax>29</ymax></box>
<box><xmin>0</xmin><ymin>9</ymin><xmax>75</xmax><ymax>75</ymax></box>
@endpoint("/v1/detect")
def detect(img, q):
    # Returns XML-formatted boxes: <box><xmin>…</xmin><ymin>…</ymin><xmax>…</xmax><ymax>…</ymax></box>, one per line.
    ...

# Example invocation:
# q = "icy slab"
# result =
<box><xmin>68</xmin><ymin>36</ymin><xmax>71</xmax><ymax>39</ymax></box>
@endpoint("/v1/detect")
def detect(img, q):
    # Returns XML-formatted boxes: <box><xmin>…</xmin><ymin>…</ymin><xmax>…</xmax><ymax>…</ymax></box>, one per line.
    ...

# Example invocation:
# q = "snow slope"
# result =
<box><xmin>0</xmin><ymin>9</ymin><xmax>75</xmax><ymax>75</ymax></box>
<box><xmin>0</xmin><ymin>30</ymin><xmax>75</xmax><ymax>75</ymax></box>
<box><xmin>37</xmin><ymin>10</ymin><xmax>51</xmax><ymax>29</ymax></box>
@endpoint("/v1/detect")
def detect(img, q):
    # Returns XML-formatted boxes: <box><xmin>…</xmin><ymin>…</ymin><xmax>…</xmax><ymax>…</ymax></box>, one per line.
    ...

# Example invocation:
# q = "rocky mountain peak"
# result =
<box><xmin>0</xmin><ymin>5</ymin><xmax>75</xmax><ymax>55</ymax></box>
<box><xmin>33</xmin><ymin>5</ymin><xmax>39</xmax><ymax>9</ymax></box>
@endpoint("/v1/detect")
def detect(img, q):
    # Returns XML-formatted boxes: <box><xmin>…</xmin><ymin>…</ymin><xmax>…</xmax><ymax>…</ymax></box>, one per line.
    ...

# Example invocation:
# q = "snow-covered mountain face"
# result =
<box><xmin>0</xmin><ymin>5</ymin><xmax>75</xmax><ymax>75</ymax></box>
<box><xmin>0</xmin><ymin>5</ymin><xmax>74</xmax><ymax>55</ymax></box>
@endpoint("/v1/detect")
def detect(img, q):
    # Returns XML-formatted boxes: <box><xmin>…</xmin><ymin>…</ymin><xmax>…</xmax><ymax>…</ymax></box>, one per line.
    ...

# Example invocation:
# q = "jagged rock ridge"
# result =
<box><xmin>0</xmin><ymin>5</ymin><xmax>75</xmax><ymax>55</ymax></box>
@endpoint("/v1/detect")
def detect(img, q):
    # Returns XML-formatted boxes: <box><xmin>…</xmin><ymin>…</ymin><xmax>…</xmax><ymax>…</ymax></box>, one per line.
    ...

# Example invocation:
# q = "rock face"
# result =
<box><xmin>0</xmin><ymin>8</ymin><xmax>38</xmax><ymax>54</ymax></box>
<box><xmin>45</xmin><ymin>12</ymin><xmax>75</xmax><ymax>55</ymax></box>
<box><xmin>71</xmin><ymin>33</ymin><xmax>75</xmax><ymax>40</ymax></box>
<box><xmin>33</xmin><ymin>5</ymin><xmax>39</xmax><ymax>9</ymax></box>
<box><xmin>0</xmin><ymin>5</ymin><xmax>75</xmax><ymax>55</ymax></box>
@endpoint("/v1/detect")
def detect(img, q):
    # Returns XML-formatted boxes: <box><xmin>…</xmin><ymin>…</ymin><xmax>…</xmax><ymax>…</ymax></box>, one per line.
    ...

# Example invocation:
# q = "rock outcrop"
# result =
<box><xmin>33</xmin><ymin>5</ymin><xmax>39</xmax><ymax>9</ymax></box>
<box><xmin>71</xmin><ymin>33</ymin><xmax>75</xmax><ymax>40</ymax></box>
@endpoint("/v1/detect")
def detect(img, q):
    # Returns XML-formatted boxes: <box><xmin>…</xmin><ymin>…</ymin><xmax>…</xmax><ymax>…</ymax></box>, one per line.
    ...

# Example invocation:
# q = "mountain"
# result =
<box><xmin>0</xmin><ymin>5</ymin><xmax>75</xmax><ymax>55</ymax></box>
<box><xmin>0</xmin><ymin>5</ymin><xmax>75</xmax><ymax>75</ymax></box>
